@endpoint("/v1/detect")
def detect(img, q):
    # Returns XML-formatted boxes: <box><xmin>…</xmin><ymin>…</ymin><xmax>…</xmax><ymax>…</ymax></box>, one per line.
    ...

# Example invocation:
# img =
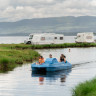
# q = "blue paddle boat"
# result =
<box><xmin>31</xmin><ymin>58</ymin><xmax>72</xmax><ymax>72</ymax></box>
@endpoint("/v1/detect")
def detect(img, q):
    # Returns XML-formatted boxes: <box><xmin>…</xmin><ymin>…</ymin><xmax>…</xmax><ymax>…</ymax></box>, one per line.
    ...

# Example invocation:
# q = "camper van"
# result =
<box><xmin>75</xmin><ymin>32</ymin><xmax>94</xmax><ymax>43</ymax></box>
<box><xmin>24</xmin><ymin>33</ymin><xmax>65</xmax><ymax>44</ymax></box>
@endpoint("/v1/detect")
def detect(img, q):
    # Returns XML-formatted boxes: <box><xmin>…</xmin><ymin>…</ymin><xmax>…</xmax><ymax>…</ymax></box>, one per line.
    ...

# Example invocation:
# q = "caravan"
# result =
<box><xmin>75</xmin><ymin>32</ymin><xmax>94</xmax><ymax>43</ymax></box>
<box><xmin>24</xmin><ymin>33</ymin><xmax>65</xmax><ymax>44</ymax></box>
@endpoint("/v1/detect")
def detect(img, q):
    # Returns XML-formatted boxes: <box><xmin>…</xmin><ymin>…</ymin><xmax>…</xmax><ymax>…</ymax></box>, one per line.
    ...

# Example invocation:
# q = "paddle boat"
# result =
<box><xmin>31</xmin><ymin>58</ymin><xmax>72</xmax><ymax>72</ymax></box>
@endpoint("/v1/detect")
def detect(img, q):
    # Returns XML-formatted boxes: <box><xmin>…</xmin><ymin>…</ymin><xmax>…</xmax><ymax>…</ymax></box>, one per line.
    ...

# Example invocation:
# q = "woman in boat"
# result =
<box><xmin>39</xmin><ymin>56</ymin><xmax>45</xmax><ymax>64</ymax></box>
<box><xmin>60</xmin><ymin>54</ymin><xmax>66</xmax><ymax>63</ymax></box>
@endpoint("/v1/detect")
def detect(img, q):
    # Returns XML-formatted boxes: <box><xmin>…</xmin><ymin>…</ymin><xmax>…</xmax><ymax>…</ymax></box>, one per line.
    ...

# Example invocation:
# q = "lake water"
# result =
<box><xmin>0</xmin><ymin>47</ymin><xmax>96</xmax><ymax>96</ymax></box>
<box><xmin>0</xmin><ymin>36</ymin><xmax>75</xmax><ymax>44</ymax></box>
<box><xmin>0</xmin><ymin>36</ymin><xmax>28</xmax><ymax>44</ymax></box>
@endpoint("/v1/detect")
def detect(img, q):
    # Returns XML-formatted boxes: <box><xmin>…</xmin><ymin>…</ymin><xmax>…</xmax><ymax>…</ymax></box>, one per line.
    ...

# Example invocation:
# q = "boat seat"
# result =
<box><xmin>45</xmin><ymin>58</ymin><xmax>58</xmax><ymax>64</ymax></box>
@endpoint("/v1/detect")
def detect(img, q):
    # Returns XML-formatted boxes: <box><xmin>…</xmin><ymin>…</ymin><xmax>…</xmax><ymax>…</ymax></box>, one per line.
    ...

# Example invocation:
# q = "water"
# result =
<box><xmin>0</xmin><ymin>47</ymin><xmax>96</xmax><ymax>96</ymax></box>
<box><xmin>0</xmin><ymin>36</ymin><xmax>28</xmax><ymax>44</ymax></box>
<box><xmin>0</xmin><ymin>36</ymin><xmax>75</xmax><ymax>44</ymax></box>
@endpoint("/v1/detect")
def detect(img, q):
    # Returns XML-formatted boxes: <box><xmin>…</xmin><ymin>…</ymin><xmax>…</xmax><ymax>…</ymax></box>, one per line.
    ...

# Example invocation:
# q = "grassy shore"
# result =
<box><xmin>72</xmin><ymin>78</ymin><xmax>96</xmax><ymax>96</ymax></box>
<box><xmin>0</xmin><ymin>43</ymin><xmax>96</xmax><ymax>50</ymax></box>
<box><xmin>0</xmin><ymin>45</ymin><xmax>40</xmax><ymax>72</ymax></box>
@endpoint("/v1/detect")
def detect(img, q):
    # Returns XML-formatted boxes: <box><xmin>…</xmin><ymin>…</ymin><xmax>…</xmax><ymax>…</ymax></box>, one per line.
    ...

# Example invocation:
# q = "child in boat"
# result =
<box><xmin>60</xmin><ymin>54</ymin><xmax>66</xmax><ymax>63</ymax></box>
<box><xmin>38</xmin><ymin>56</ymin><xmax>45</xmax><ymax>64</ymax></box>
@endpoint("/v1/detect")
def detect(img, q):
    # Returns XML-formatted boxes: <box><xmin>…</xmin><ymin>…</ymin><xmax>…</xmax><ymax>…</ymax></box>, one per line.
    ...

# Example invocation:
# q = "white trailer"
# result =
<box><xmin>75</xmin><ymin>32</ymin><xmax>94</xmax><ymax>43</ymax></box>
<box><xmin>24</xmin><ymin>33</ymin><xmax>65</xmax><ymax>44</ymax></box>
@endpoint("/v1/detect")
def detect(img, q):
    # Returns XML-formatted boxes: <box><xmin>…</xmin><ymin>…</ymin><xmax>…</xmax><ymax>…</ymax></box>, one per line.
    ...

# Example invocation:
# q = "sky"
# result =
<box><xmin>0</xmin><ymin>0</ymin><xmax>96</xmax><ymax>22</ymax></box>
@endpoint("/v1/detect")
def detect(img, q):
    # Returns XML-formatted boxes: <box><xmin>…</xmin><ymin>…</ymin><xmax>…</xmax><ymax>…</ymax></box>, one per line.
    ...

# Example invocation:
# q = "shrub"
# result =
<box><xmin>0</xmin><ymin>58</ymin><xmax>9</xmax><ymax>71</ymax></box>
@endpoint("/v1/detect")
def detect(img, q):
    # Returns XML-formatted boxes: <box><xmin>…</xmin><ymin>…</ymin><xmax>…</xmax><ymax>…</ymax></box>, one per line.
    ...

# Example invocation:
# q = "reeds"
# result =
<box><xmin>72</xmin><ymin>78</ymin><xmax>96</xmax><ymax>96</ymax></box>
<box><xmin>0</xmin><ymin>47</ymin><xmax>40</xmax><ymax>72</ymax></box>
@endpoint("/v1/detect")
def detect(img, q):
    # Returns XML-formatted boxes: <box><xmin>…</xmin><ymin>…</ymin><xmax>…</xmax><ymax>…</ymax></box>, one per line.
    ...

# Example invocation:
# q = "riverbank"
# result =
<box><xmin>0</xmin><ymin>45</ymin><xmax>40</xmax><ymax>72</ymax></box>
<box><xmin>0</xmin><ymin>43</ymin><xmax>96</xmax><ymax>50</ymax></box>
<box><xmin>72</xmin><ymin>78</ymin><xmax>96</xmax><ymax>96</ymax></box>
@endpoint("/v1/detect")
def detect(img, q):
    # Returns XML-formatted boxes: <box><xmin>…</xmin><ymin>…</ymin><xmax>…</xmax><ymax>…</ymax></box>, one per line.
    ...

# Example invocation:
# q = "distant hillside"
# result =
<box><xmin>0</xmin><ymin>16</ymin><xmax>96</xmax><ymax>36</ymax></box>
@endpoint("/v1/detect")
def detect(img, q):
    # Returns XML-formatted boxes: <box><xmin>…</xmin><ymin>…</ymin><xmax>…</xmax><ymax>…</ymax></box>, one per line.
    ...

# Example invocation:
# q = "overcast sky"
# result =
<box><xmin>0</xmin><ymin>0</ymin><xmax>96</xmax><ymax>22</ymax></box>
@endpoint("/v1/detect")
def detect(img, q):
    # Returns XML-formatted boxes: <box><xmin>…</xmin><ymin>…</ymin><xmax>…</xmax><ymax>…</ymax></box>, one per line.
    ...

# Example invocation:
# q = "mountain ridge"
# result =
<box><xmin>0</xmin><ymin>16</ymin><xmax>96</xmax><ymax>36</ymax></box>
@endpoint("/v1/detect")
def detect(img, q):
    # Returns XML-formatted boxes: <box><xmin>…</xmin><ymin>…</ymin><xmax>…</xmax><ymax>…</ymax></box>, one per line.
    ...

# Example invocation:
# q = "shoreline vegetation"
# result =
<box><xmin>72</xmin><ymin>78</ymin><xmax>96</xmax><ymax>96</ymax></box>
<box><xmin>1</xmin><ymin>43</ymin><xmax>96</xmax><ymax>49</ymax></box>
<box><xmin>0</xmin><ymin>43</ymin><xmax>96</xmax><ymax>72</ymax></box>
<box><xmin>0</xmin><ymin>44</ymin><xmax>40</xmax><ymax>72</ymax></box>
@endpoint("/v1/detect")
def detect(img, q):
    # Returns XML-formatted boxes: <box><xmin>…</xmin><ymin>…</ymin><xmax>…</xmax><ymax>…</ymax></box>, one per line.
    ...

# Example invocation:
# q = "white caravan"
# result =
<box><xmin>24</xmin><ymin>33</ymin><xmax>65</xmax><ymax>44</ymax></box>
<box><xmin>75</xmin><ymin>32</ymin><xmax>94</xmax><ymax>43</ymax></box>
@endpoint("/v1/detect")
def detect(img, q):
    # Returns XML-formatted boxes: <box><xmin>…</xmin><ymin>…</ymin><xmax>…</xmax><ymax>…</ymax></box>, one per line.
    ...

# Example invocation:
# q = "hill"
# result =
<box><xmin>0</xmin><ymin>16</ymin><xmax>96</xmax><ymax>36</ymax></box>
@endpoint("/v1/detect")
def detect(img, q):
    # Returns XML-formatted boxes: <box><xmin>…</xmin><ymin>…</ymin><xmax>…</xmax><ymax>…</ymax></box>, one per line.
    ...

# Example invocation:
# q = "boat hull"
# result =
<box><xmin>31</xmin><ymin>61</ymin><xmax>72</xmax><ymax>72</ymax></box>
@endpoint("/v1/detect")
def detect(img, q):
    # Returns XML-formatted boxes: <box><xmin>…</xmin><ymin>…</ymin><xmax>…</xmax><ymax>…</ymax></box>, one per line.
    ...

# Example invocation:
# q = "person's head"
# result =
<box><xmin>61</xmin><ymin>54</ymin><xmax>66</xmax><ymax>58</ymax></box>
<box><xmin>61</xmin><ymin>54</ymin><xmax>64</xmax><ymax>57</ymax></box>
<box><xmin>49</xmin><ymin>54</ymin><xmax>52</xmax><ymax>58</ymax></box>
<box><xmin>39</xmin><ymin>56</ymin><xmax>43</xmax><ymax>59</ymax></box>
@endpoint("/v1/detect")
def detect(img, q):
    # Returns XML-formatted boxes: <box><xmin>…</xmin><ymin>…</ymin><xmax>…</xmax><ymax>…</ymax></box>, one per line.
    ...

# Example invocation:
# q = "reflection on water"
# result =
<box><xmin>32</xmin><ymin>69</ymin><xmax>71</xmax><ymax>85</ymax></box>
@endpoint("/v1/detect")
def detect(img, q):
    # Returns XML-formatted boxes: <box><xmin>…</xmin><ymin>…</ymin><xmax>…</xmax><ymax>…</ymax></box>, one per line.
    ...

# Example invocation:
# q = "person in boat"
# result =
<box><xmin>38</xmin><ymin>56</ymin><xmax>45</xmax><ymax>64</ymax></box>
<box><xmin>60</xmin><ymin>54</ymin><xmax>66</xmax><ymax>63</ymax></box>
<box><xmin>49</xmin><ymin>54</ymin><xmax>52</xmax><ymax>58</ymax></box>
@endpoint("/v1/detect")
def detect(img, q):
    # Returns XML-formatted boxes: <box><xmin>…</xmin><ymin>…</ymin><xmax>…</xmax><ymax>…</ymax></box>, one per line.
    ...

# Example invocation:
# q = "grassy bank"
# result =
<box><xmin>0</xmin><ymin>46</ymin><xmax>40</xmax><ymax>72</ymax></box>
<box><xmin>72</xmin><ymin>78</ymin><xmax>96</xmax><ymax>96</ymax></box>
<box><xmin>0</xmin><ymin>43</ymin><xmax>96</xmax><ymax>50</ymax></box>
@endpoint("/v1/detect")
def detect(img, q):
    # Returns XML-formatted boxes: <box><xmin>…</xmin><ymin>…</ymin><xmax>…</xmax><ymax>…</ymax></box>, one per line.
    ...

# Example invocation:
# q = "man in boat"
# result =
<box><xmin>49</xmin><ymin>54</ymin><xmax>52</xmax><ymax>58</ymax></box>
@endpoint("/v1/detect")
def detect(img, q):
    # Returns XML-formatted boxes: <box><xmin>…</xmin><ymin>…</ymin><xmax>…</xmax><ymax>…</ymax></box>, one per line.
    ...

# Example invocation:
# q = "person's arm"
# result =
<box><xmin>64</xmin><ymin>58</ymin><xmax>66</xmax><ymax>63</ymax></box>
<box><xmin>39</xmin><ymin>59</ymin><xmax>41</xmax><ymax>64</ymax></box>
<box><xmin>59</xmin><ymin>57</ymin><xmax>61</xmax><ymax>62</ymax></box>
<box><xmin>42</xmin><ymin>58</ymin><xmax>45</xmax><ymax>63</ymax></box>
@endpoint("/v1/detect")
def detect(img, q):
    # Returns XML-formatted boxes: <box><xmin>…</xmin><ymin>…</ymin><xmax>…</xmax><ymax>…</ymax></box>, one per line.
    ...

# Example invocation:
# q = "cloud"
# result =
<box><xmin>91</xmin><ymin>0</ymin><xmax>96</xmax><ymax>6</ymax></box>
<box><xmin>0</xmin><ymin>0</ymin><xmax>10</xmax><ymax>9</ymax></box>
<box><xmin>0</xmin><ymin>0</ymin><xmax>96</xmax><ymax>22</ymax></box>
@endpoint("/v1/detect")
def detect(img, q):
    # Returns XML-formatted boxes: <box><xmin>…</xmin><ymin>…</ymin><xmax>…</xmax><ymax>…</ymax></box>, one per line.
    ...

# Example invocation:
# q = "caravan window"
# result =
<box><xmin>60</xmin><ymin>37</ymin><xmax>63</xmax><ymax>40</ymax></box>
<box><xmin>54</xmin><ymin>37</ymin><xmax>57</xmax><ymax>39</ymax></box>
<box><xmin>29</xmin><ymin>35</ymin><xmax>33</xmax><ymax>39</ymax></box>
<box><xmin>41</xmin><ymin>37</ymin><xmax>45</xmax><ymax>40</ymax></box>
<box><xmin>86</xmin><ymin>36</ymin><xmax>92</xmax><ymax>39</ymax></box>
<box><xmin>77</xmin><ymin>35</ymin><xmax>80</xmax><ymax>37</ymax></box>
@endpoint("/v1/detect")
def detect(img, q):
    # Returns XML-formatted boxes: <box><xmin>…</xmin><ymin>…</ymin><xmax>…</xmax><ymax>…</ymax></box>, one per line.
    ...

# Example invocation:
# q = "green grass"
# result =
<box><xmin>0</xmin><ymin>45</ymin><xmax>40</xmax><ymax>72</ymax></box>
<box><xmin>0</xmin><ymin>43</ymin><xmax>96</xmax><ymax>50</ymax></box>
<box><xmin>72</xmin><ymin>78</ymin><xmax>96</xmax><ymax>96</ymax></box>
